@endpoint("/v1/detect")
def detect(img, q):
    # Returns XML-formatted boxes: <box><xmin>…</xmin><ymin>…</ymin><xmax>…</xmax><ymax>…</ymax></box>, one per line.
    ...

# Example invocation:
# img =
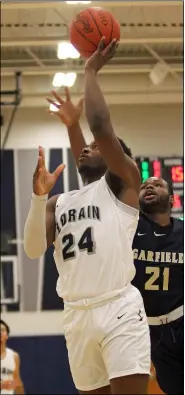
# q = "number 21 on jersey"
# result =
<box><xmin>62</xmin><ymin>227</ymin><xmax>95</xmax><ymax>261</ymax></box>
<box><xmin>145</xmin><ymin>267</ymin><xmax>170</xmax><ymax>291</ymax></box>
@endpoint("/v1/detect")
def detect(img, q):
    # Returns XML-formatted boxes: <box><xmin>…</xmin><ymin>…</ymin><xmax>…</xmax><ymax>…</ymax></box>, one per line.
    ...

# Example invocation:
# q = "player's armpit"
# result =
<box><xmin>13</xmin><ymin>353</ymin><xmax>25</xmax><ymax>395</ymax></box>
<box><xmin>106</xmin><ymin>172</ymin><xmax>140</xmax><ymax>209</ymax></box>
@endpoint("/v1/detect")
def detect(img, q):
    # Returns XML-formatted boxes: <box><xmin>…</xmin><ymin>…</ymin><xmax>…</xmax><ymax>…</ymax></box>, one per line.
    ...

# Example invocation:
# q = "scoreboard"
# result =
<box><xmin>136</xmin><ymin>157</ymin><xmax>184</xmax><ymax>219</ymax></box>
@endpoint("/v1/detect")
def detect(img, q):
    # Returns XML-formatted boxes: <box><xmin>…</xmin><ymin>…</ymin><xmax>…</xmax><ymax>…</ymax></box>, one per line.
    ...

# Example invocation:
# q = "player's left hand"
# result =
<box><xmin>46</xmin><ymin>88</ymin><xmax>84</xmax><ymax>127</ymax></box>
<box><xmin>85</xmin><ymin>37</ymin><xmax>119</xmax><ymax>74</ymax></box>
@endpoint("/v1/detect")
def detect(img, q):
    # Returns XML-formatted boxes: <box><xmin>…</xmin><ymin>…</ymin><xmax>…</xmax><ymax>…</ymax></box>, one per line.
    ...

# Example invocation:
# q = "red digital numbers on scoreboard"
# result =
<box><xmin>153</xmin><ymin>160</ymin><xmax>161</xmax><ymax>178</ymax></box>
<box><xmin>171</xmin><ymin>166</ymin><xmax>183</xmax><ymax>182</ymax></box>
<box><xmin>173</xmin><ymin>194</ymin><xmax>182</xmax><ymax>209</ymax></box>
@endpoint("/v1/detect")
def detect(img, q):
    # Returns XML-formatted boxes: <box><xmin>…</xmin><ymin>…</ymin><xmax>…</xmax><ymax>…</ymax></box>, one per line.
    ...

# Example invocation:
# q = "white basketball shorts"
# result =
<box><xmin>63</xmin><ymin>284</ymin><xmax>151</xmax><ymax>391</ymax></box>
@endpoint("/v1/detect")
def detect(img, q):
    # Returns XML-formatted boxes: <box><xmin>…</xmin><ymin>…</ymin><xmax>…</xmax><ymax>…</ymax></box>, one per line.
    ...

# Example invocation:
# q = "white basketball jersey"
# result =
<box><xmin>54</xmin><ymin>176</ymin><xmax>139</xmax><ymax>302</ymax></box>
<box><xmin>1</xmin><ymin>348</ymin><xmax>15</xmax><ymax>394</ymax></box>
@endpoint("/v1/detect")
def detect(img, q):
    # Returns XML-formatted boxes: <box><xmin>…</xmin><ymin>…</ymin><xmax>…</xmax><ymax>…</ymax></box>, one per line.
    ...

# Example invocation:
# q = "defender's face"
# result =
<box><xmin>0</xmin><ymin>324</ymin><xmax>8</xmax><ymax>344</ymax></box>
<box><xmin>78</xmin><ymin>141</ymin><xmax>106</xmax><ymax>173</ymax></box>
<box><xmin>139</xmin><ymin>177</ymin><xmax>173</xmax><ymax>214</ymax></box>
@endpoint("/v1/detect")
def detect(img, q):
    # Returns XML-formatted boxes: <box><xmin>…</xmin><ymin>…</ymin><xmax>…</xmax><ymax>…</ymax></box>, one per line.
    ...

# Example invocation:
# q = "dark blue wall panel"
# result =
<box><xmin>42</xmin><ymin>245</ymin><xmax>64</xmax><ymax>310</ymax></box>
<box><xmin>8</xmin><ymin>335</ymin><xmax>77</xmax><ymax>395</ymax></box>
<box><xmin>1</xmin><ymin>150</ymin><xmax>20</xmax><ymax>311</ymax></box>
<box><xmin>42</xmin><ymin>149</ymin><xmax>64</xmax><ymax>310</ymax></box>
<box><xmin>67</xmin><ymin>148</ymin><xmax>79</xmax><ymax>191</ymax></box>
<box><xmin>0</xmin><ymin>150</ymin><xmax>17</xmax><ymax>256</ymax></box>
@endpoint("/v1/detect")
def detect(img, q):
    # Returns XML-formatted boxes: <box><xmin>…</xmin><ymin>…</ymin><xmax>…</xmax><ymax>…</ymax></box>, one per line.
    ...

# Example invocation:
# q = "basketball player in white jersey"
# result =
<box><xmin>24</xmin><ymin>38</ymin><xmax>150</xmax><ymax>394</ymax></box>
<box><xmin>0</xmin><ymin>320</ymin><xmax>24</xmax><ymax>394</ymax></box>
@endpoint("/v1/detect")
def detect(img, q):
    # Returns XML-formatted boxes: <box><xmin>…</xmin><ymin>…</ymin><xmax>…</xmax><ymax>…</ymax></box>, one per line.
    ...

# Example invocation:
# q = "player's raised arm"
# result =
<box><xmin>24</xmin><ymin>146</ymin><xmax>65</xmax><ymax>259</ymax></box>
<box><xmin>46</xmin><ymin>88</ymin><xmax>86</xmax><ymax>166</ymax></box>
<box><xmin>84</xmin><ymin>38</ymin><xmax>141</xmax><ymax>193</ymax></box>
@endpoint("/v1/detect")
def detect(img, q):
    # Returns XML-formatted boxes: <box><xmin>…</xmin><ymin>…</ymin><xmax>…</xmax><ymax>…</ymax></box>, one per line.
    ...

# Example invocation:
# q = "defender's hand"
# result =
<box><xmin>46</xmin><ymin>88</ymin><xmax>84</xmax><ymax>127</ymax></box>
<box><xmin>85</xmin><ymin>37</ymin><xmax>119</xmax><ymax>74</ymax></box>
<box><xmin>33</xmin><ymin>146</ymin><xmax>65</xmax><ymax>196</ymax></box>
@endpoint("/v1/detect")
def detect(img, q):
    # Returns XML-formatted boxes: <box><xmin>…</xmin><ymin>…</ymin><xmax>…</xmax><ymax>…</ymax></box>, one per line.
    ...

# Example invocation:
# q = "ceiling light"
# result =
<box><xmin>149</xmin><ymin>62</ymin><xmax>168</xmax><ymax>85</ymax></box>
<box><xmin>65</xmin><ymin>72</ymin><xmax>77</xmax><ymax>87</ymax></box>
<box><xmin>66</xmin><ymin>1</ymin><xmax>91</xmax><ymax>4</ymax></box>
<box><xmin>57</xmin><ymin>42</ymin><xmax>80</xmax><ymax>60</ymax></box>
<box><xmin>52</xmin><ymin>72</ymin><xmax>77</xmax><ymax>88</ymax></box>
<box><xmin>49</xmin><ymin>103</ymin><xmax>60</xmax><ymax>112</ymax></box>
<box><xmin>52</xmin><ymin>73</ymin><xmax>66</xmax><ymax>88</ymax></box>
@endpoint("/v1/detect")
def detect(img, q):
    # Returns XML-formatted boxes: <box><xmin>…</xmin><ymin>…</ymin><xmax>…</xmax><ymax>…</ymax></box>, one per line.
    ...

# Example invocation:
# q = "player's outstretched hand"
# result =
<box><xmin>85</xmin><ymin>37</ymin><xmax>119</xmax><ymax>74</ymax></box>
<box><xmin>33</xmin><ymin>146</ymin><xmax>65</xmax><ymax>196</ymax></box>
<box><xmin>46</xmin><ymin>88</ymin><xmax>84</xmax><ymax>127</ymax></box>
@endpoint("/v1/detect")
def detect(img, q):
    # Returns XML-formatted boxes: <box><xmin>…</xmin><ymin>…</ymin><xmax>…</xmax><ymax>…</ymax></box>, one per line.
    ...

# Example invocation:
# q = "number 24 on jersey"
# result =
<box><xmin>62</xmin><ymin>227</ymin><xmax>95</xmax><ymax>261</ymax></box>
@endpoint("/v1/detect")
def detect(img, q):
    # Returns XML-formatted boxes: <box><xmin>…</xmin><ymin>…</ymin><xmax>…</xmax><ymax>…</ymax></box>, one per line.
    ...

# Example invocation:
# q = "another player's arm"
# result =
<box><xmin>0</xmin><ymin>380</ymin><xmax>12</xmax><ymax>390</ymax></box>
<box><xmin>47</xmin><ymin>88</ymin><xmax>86</xmax><ymax>166</ymax></box>
<box><xmin>67</xmin><ymin>123</ymin><xmax>86</xmax><ymax>166</ymax></box>
<box><xmin>84</xmin><ymin>38</ymin><xmax>141</xmax><ymax>208</ymax></box>
<box><xmin>13</xmin><ymin>353</ymin><xmax>24</xmax><ymax>394</ymax></box>
<box><xmin>24</xmin><ymin>147</ymin><xmax>65</xmax><ymax>259</ymax></box>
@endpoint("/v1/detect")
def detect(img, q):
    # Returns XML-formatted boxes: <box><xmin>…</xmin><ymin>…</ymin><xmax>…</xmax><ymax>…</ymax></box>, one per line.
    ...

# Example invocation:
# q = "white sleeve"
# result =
<box><xmin>24</xmin><ymin>193</ymin><xmax>48</xmax><ymax>259</ymax></box>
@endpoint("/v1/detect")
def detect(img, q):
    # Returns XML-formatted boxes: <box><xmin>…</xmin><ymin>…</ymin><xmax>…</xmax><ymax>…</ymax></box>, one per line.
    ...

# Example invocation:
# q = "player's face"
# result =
<box><xmin>0</xmin><ymin>324</ymin><xmax>8</xmax><ymax>344</ymax></box>
<box><xmin>139</xmin><ymin>177</ymin><xmax>173</xmax><ymax>214</ymax></box>
<box><xmin>78</xmin><ymin>141</ymin><xmax>107</xmax><ymax>177</ymax></box>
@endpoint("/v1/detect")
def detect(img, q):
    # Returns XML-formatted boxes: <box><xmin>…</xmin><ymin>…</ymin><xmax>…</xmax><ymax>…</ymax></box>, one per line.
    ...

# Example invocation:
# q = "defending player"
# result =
<box><xmin>0</xmin><ymin>320</ymin><xmax>24</xmax><ymax>395</ymax></box>
<box><xmin>24</xmin><ymin>39</ymin><xmax>150</xmax><ymax>394</ymax></box>
<box><xmin>133</xmin><ymin>178</ymin><xmax>183</xmax><ymax>395</ymax></box>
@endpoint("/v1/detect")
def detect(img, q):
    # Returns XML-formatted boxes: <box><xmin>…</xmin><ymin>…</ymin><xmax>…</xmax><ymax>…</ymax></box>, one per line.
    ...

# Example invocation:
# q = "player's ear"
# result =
<box><xmin>169</xmin><ymin>195</ymin><xmax>174</xmax><ymax>207</ymax></box>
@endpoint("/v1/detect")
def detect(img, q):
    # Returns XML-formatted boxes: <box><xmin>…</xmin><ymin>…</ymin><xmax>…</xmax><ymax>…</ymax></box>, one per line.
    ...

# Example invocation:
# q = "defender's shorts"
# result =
<box><xmin>150</xmin><ymin>315</ymin><xmax>183</xmax><ymax>395</ymax></box>
<box><xmin>63</xmin><ymin>284</ymin><xmax>151</xmax><ymax>391</ymax></box>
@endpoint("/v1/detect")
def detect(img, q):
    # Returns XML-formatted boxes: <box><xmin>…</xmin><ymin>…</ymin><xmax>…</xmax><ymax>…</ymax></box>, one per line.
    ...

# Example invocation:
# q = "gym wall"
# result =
<box><xmin>1</xmin><ymin>103</ymin><xmax>183</xmax><ymax>155</ymax></box>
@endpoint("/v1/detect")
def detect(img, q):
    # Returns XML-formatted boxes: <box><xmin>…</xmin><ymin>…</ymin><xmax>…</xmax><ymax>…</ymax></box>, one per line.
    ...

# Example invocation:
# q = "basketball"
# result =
<box><xmin>69</xmin><ymin>7</ymin><xmax>120</xmax><ymax>58</ymax></box>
